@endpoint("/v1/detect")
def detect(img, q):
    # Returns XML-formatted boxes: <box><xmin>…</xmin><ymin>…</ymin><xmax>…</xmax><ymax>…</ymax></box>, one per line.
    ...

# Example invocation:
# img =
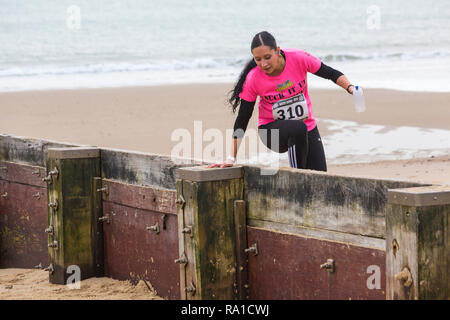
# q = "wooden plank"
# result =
<box><xmin>101</xmin><ymin>148</ymin><xmax>200</xmax><ymax>190</ymax></box>
<box><xmin>47</xmin><ymin>147</ymin><xmax>100</xmax><ymax>159</ymax></box>
<box><xmin>0</xmin><ymin>161</ymin><xmax>46</xmax><ymax>187</ymax></box>
<box><xmin>248</xmin><ymin>219</ymin><xmax>385</xmax><ymax>250</ymax></box>
<box><xmin>0</xmin><ymin>180</ymin><xmax>48</xmax><ymax>268</ymax></box>
<box><xmin>93</xmin><ymin>177</ymin><xmax>105</xmax><ymax>277</ymax></box>
<box><xmin>176</xmin><ymin>165</ymin><xmax>244</xmax><ymax>182</ymax></box>
<box><xmin>47</xmin><ymin>154</ymin><xmax>101</xmax><ymax>284</ymax></box>
<box><xmin>101</xmin><ymin>179</ymin><xmax>176</xmax><ymax>215</ymax></box>
<box><xmin>179</xmin><ymin>176</ymin><xmax>244</xmax><ymax>300</ymax></box>
<box><xmin>198</xmin><ymin>178</ymin><xmax>243</xmax><ymax>299</ymax></box>
<box><xmin>0</xmin><ymin>134</ymin><xmax>77</xmax><ymax>166</ymax></box>
<box><xmin>245</xmin><ymin>165</ymin><xmax>425</xmax><ymax>238</ymax></box>
<box><xmin>386</xmin><ymin>202</ymin><xmax>449</xmax><ymax>300</ymax></box>
<box><xmin>180</xmin><ymin>179</ymin><xmax>199</xmax><ymax>300</ymax></box>
<box><xmin>176</xmin><ymin>180</ymin><xmax>187</xmax><ymax>300</ymax></box>
<box><xmin>234</xmin><ymin>200</ymin><xmax>249</xmax><ymax>300</ymax></box>
<box><xmin>246</xmin><ymin>226</ymin><xmax>386</xmax><ymax>300</ymax></box>
<box><xmin>388</xmin><ymin>185</ymin><xmax>450</xmax><ymax>207</ymax></box>
<box><xmin>416</xmin><ymin>205</ymin><xmax>449</xmax><ymax>299</ymax></box>
<box><xmin>102</xmin><ymin>201</ymin><xmax>180</xmax><ymax>299</ymax></box>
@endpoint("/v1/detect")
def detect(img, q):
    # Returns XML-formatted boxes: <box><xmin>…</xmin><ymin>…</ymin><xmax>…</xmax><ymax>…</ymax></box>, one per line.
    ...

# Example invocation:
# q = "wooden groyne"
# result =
<box><xmin>1</xmin><ymin>133</ymin><xmax>448</xmax><ymax>300</ymax></box>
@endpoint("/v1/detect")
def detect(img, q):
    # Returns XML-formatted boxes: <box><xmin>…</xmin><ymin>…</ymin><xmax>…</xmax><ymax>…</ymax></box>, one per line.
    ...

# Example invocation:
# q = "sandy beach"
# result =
<box><xmin>1</xmin><ymin>84</ymin><xmax>449</xmax><ymax>185</ymax></box>
<box><xmin>0</xmin><ymin>85</ymin><xmax>449</xmax><ymax>300</ymax></box>
<box><xmin>0</xmin><ymin>268</ymin><xmax>162</xmax><ymax>300</ymax></box>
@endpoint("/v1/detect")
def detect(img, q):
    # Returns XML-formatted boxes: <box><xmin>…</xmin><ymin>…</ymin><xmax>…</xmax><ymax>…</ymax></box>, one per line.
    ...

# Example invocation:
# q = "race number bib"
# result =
<box><xmin>272</xmin><ymin>93</ymin><xmax>309</xmax><ymax>121</ymax></box>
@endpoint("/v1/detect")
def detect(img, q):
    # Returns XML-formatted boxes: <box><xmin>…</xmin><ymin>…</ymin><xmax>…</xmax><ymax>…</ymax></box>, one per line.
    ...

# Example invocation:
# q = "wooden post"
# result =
<box><xmin>176</xmin><ymin>166</ymin><xmax>244</xmax><ymax>300</ymax></box>
<box><xmin>234</xmin><ymin>200</ymin><xmax>249</xmax><ymax>300</ymax></box>
<box><xmin>45</xmin><ymin>147</ymin><xmax>102</xmax><ymax>284</ymax></box>
<box><xmin>386</xmin><ymin>186</ymin><xmax>450</xmax><ymax>300</ymax></box>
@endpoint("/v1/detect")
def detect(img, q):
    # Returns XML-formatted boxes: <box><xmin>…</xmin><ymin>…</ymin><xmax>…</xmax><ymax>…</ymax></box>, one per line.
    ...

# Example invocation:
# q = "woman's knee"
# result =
<box><xmin>258</xmin><ymin>127</ymin><xmax>288</xmax><ymax>153</ymax></box>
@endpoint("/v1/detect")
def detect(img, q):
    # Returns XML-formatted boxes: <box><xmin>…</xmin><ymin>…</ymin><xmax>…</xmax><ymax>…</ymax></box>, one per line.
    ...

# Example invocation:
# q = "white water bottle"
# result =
<box><xmin>353</xmin><ymin>85</ymin><xmax>366</xmax><ymax>112</ymax></box>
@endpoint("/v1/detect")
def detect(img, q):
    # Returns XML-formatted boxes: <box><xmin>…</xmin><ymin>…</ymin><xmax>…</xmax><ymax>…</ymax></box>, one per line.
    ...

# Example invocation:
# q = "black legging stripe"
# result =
<box><xmin>258</xmin><ymin>120</ymin><xmax>327</xmax><ymax>172</ymax></box>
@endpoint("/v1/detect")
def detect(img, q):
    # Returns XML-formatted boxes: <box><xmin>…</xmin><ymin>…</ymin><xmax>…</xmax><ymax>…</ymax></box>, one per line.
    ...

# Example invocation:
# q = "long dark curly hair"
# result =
<box><xmin>228</xmin><ymin>31</ymin><xmax>278</xmax><ymax>113</ymax></box>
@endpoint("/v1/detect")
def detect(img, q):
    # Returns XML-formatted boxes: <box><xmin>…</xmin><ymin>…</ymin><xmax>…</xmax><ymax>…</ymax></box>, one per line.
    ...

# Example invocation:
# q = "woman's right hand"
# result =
<box><xmin>206</xmin><ymin>159</ymin><xmax>234</xmax><ymax>168</ymax></box>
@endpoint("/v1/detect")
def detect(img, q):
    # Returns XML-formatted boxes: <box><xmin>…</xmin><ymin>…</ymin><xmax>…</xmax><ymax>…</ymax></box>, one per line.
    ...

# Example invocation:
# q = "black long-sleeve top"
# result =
<box><xmin>232</xmin><ymin>62</ymin><xmax>344</xmax><ymax>139</ymax></box>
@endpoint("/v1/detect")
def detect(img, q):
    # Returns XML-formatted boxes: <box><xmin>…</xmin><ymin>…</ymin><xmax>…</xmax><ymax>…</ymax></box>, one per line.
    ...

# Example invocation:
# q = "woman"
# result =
<box><xmin>207</xmin><ymin>31</ymin><xmax>355</xmax><ymax>171</ymax></box>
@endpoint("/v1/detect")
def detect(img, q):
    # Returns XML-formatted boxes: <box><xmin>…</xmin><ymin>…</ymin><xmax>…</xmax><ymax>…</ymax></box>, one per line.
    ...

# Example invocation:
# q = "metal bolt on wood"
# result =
<box><xmin>49</xmin><ymin>167</ymin><xmax>59</xmax><ymax>178</ymax></box>
<box><xmin>244</xmin><ymin>243</ymin><xmax>259</xmax><ymax>256</ymax></box>
<box><xmin>96</xmin><ymin>186</ymin><xmax>109</xmax><ymax>196</ymax></box>
<box><xmin>320</xmin><ymin>259</ymin><xmax>335</xmax><ymax>273</ymax></box>
<box><xmin>45</xmin><ymin>225</ymin><xmax>54</xmax><ymax>235</ymax></box>
<box><xmin>48</xmin><ymin>200</ymin><xmax>58</xmax><ymax>210</ymax></box>
<box><xmin>0</xmin><ymin>192</ymin><xmax>7</xmax><ymax>198</ymax></box>
<box><xmin>33</xmin><ymin>192</ymin><xmax>41</xmax><ymax>200</ymax></box>
<box><xmin>98</xmin><ymin>214</ymin><xmax>110</xmax><ymax>224</ymax></box>
<box><xmin>146</xmin><ymin>222</ymin><xmax>160</xmax><ymax>234</ymax></box>
<box><xmin>185</xmin><ymin>282</ymin><xmax>196</xmax><ymax>295</ymax></box>
<box><xmin>181</xmin><ymin>225</ymin><xmax>193</xmax><ymax>237</ymax></box>
<box><xmin>395</xmin><ymin>267</ymin><xmax>413</xmax><ymax>287</ymax></box>
<box><xmin>176</xmin><ymin>195</ymin><xmax>186</xmax><ymax>208</ymax></box>
<box><xmin>43</xmin><ymin>167</ymin><xmax>59</xmax><ymax>184</ymax></box>
<box><xmin>175</xmin><ymin>252</ymin><xmax>188</xmax><ymax>264</ymax></box>
<box><xmin>44</xmin><ymin>264</ymin><xmax>54</xmax><ymax>274</ymax></box>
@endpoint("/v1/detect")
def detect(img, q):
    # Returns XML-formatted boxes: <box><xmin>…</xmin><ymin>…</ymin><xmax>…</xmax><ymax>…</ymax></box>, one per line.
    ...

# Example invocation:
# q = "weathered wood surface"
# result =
<box><xmin>386</xmin><ymin>186</ymin><xmax>450</xmax><ymax>300</ymax></box>
<box><xmin>176</xmin><ymin>165</ymin><xmax>244</xmax><ymax>182</ymax></box>
<box><xmin>246</xmin><ymin>226</ymin><xmax>386</xmax><ymax>300</ymax></box>
<box><xmin>0</xmin><ymin>179</ymin><xmax>48</xmax><ymax>268</ymax></box>
<box><xmin>178</xmin><ymin>177</ymin><xmax>244</xmax><ymax>300</ymax></box>
<box><xmin>0</xmin><ymin>135</ymin><xmax>197</xmax><ymax>190</ymax></box>
<box><xmin>416</xmin><ymin>205</ymin><xmax>449</xmax><ymax>299</ymax></box>
<box><xmin>47</xmin><ymin>154</ymin><xmax>101</xmax><ymax>284</ymax></box>
<box><xmin>245</xmin><ymin>166</ymin><xmax>426</xmax><ymax>238</ymax></box>
<box><xmin>0</xmin><ymin>160</ymin><xmax>46</xmax><ymax>187</ymax></box>
<box><xmin>101</xmin><ymin>148</ymin><xmax>200</xmax><ymax>190</ymax></box>
<box><xmin>0</xmin><ymin>134</ymin><xmax>77</xmax><ymax>166</ymax></box>
<box><xmin>248</xmin><ymin>219</ymin><xmax>385</xmax><ymax>250</ymax></box>
<box><xmin>0</xmin><ymin>160</ymin><xmax>48</xmax><ymax>268</ymax></box>
<box><xmin>101</xmin><ymin>179</ymin><xmax>177</xmax><ymax>214</ymax></box>
<box><xmin>177</xmin><ymin>179</ymin><xmax>196</xmax><ymax>300</ymax></box>
<box><xmin>102</xmin><ymin>201</ymin><xmax>180</xmax><ymax>299</ymax></box>
<box><xmin>93</xmin><ymin>177</ymin><xmax>105</xmax><ymax>277</ymax></box>
<box><xmin>388</xmin><ymin>185</ymin><xmax>450</xmax><ymax>207</ymax></box>
<box><xmin>234</xmin><ymin>200</ymin><xmax>249</xmax><ymax>300</ymax></box>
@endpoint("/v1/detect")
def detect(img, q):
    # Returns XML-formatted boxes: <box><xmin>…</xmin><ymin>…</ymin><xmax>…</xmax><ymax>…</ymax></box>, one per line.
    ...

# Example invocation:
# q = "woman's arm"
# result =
<box><xmin>335</xmin><ymin>74</ymin><xmax>354</xmax><ymax>94</ymax></box>
<box><xmin>207</xmin><ymin>99</ymin><xmax>255</xmax><ymax>168</ymax></box>
<box><xmin>313</xmin><ymin>62</ymin><xmax>354</xmax><ymax>94</ymax></box>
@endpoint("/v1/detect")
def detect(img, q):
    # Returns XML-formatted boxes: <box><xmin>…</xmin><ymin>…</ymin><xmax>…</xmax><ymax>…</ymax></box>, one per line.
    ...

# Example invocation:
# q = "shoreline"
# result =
<box><xmin>2</xmin><ymin>81</ymin><xmax>450</xmax><ymax>95</ymax></box>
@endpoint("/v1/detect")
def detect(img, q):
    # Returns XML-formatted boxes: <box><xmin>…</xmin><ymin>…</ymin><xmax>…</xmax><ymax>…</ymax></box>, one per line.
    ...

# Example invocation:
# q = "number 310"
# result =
<box><xmin>277</xmin><ymin>105</ymin><xmax>304</xmax><ymax>120</ymax></box>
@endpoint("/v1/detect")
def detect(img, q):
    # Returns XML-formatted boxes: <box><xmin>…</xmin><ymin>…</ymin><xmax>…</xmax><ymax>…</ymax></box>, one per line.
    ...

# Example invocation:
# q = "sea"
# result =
<box><xmin>1</xmin><ymin>0</ymin><xmax>450</xmax><ymax>165</ymax></box>
<box><xmin>1</xmin><ymin>0</ymin><xmax>450</xmax><ymax>92</ymax></box>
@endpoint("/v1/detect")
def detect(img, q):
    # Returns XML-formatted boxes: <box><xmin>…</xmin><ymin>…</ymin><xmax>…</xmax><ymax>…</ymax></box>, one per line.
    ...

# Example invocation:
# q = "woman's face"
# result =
<box><xmin>252</xmin><ymin>45</ymin><xmax>281</xmax><ymax>76</ymax></box>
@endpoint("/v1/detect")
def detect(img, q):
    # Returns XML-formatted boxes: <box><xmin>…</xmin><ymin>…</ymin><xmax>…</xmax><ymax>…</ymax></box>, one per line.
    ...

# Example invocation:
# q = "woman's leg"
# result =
<box><xmin>305</xmin><ymin>126</ymin><xmax>327</xmax><ymax>172</ymax></box>
<box><xmin>258</xmin><ymin>120</ymin><xmax>309</xmax><ymax>169</ymax></box>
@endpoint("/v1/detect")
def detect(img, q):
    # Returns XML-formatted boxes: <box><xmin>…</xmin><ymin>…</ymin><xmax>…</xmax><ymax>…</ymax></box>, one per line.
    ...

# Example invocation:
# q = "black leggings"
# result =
<box><xmin>258</xmin><ymin>120</ymin><xmax>327</xmax><ymax>172</ymax></box>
